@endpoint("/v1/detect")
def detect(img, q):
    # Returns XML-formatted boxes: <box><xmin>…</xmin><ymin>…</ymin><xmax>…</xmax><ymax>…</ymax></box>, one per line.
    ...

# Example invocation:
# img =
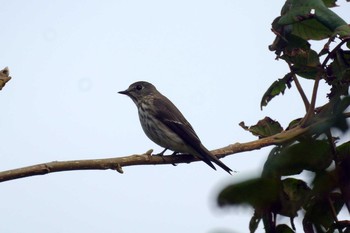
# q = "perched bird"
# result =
<box><xmin>118</xmin><ymin>81</ymin><xmax>232</xmax><ymax>174</ymax></box>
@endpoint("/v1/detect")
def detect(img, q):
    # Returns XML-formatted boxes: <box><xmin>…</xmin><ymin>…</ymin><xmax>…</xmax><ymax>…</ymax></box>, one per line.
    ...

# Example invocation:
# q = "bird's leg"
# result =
<box><xmin>168</xmin><ymin>151</ymin><xmax>180</xmax><ymax>166</ymax></box>
<box><xmin>154</xmin><ymin>149</ymin><xmax>178</xmax><ymax>166</ymax></box>
<box><xmin>154</xmin><ymin>148</ymin><xmax>167</xmax><ymax>163</ymax></box>
<box><xmin>155</xmin><ymin>148</ymin><xmax>168</xmax><ymax>156</ymax></box>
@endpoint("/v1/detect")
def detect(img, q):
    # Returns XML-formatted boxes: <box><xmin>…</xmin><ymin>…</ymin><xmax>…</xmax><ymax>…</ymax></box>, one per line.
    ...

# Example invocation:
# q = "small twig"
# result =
<box><xmin>318</xmin><ymin>37</ymin><xmax>334</xmax><ymax>57</ymax></box>
<box><xmin>321</xmin><ymin>38</ymin><xmax>349</xmax><ymax>68</ymax></box>
<box><xmin>287</xmin><ymin>63</ymin><xmax>310</xmax><ymax>112</ymax></box>
<box><xmin>327</xmin><ymin>197</ymin><xmax>343</xmax><ymax>233</ymax></box>
<box><xmin>301</xmin><ymin>74</ymin><xmax>321</xmax><ymax>126</ymax></box>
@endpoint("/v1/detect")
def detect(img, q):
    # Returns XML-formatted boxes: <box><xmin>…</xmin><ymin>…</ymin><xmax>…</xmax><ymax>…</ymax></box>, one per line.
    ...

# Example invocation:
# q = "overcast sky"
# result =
<box><xmin>1</xmin><ymin>1</ymin><xmax>349</xmax><ymax>233</ymax></box>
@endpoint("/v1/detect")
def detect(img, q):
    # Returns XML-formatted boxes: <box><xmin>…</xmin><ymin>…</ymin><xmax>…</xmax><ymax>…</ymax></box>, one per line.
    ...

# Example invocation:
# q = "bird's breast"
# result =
<box><xmin>137</xmin><ymin>102</ymin><xmax>189</xmax><ymax>153</ymax></box>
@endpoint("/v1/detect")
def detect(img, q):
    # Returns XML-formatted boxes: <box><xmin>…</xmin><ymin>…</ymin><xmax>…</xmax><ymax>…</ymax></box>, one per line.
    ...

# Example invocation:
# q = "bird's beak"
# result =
<box><xmin>118</xmin><ymin>89</ymin><xmax>129</xmax><ymax>95</ymax></box>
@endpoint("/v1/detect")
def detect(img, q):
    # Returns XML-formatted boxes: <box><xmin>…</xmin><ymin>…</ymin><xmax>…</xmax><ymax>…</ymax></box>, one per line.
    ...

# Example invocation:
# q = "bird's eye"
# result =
<box><xmin>135</xmin><ymin>85</ymin><xmax>143</xmax><ymax>91</ymax></box>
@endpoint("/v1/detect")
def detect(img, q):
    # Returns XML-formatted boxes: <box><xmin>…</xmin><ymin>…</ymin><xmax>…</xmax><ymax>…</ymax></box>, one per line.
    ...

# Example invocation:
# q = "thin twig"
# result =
<box><xmin>321</xmin><ymin>38</ymin><xmax>349</xmax><ymax>68</ymax></box>
<box><xmin>290</xmin><ymin>68</ymin><xmax>310</xmax><ymax>112</ymax></box>
<box><xmin>287</xmin><ymin>61</ymin><xmax>309</xmax><ymax>111</ymax></box>
<box><xmin>302</xmin><ymin>74</ymin><xmax>321</xmax><ymax>126</ymax></box>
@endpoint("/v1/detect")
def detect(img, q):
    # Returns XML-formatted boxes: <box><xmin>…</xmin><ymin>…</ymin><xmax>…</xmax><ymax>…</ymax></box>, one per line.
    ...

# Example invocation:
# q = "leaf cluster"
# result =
<box><xmin>218</xmin><ymin>0</ymin><xmax>350</xmax><ymax>232</ymax></box>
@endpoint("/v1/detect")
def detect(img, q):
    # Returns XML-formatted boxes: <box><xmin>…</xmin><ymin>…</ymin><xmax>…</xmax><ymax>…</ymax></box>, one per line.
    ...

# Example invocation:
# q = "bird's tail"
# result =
<box><xmin>197</xmin><ymin>145</ymin><xmax>232</xmax><ymax>174</ymax></box>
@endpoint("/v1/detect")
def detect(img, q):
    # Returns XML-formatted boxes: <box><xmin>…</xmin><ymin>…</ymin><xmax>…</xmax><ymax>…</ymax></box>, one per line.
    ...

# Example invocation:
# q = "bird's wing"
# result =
<box><xmin>153</xmin><ymin>95</ymin><xmax>232</xmax><ymax>174</ymax></box>
<box><xmin>153</xmin><ymin>95</ymin><xmax>201</xmax><ymax>146</ymax></box>
<box><xmin>153</xmin><ymin>96</ymin><xmax>216</xmax><ymax>169</ymax></box>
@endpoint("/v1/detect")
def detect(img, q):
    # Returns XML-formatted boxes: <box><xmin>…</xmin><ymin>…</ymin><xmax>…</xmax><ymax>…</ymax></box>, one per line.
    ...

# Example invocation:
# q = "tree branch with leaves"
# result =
<box><xmin>218</xmin><ymin>0</ymin><xmax>350</xmax><ymax>232</ymax></box>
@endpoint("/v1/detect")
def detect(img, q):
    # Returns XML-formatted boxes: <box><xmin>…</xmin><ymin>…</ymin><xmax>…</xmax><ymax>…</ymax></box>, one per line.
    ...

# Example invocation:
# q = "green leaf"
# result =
<box><xmin>278</xmin><ymin>0</ymin><xmax>349</xmax><ymax>40</ymax></box>
<box><xmin>249</xmin><ymin>212</ymin><xmax>261</xmax><ymax>233</ymax></box>
<box><xmin>327</xmin><ymin>49</ymin><xmax>350</xmax><ymax>98</ymax></box>
<box><xmin>262</xmin><ymin>140</ymin><xmax>332</xmax><ymax>177</ymax></box>
<box><xmin>278</xmin><ymin>34</ymin><xmax>321</xmax><ymax>79</ymax></box>
<box><xmin>331</xmin><ymin>96</ymin><xmax>350</xmax><ymax>131</ymax></box>
<box><xmin>315</xmin><ymin>7</ymin><xmax>350</xmax><ymax>38</ymax></box>
<box><xmin>337</xmin><ymin>141</ymin><xmax>350</xmax><ymax>161</ymax></box>
<box><xmin>269</xmin><ymin>16</ymin><xmax>289</xmax><ymax>54</ymax></box>
<box><xmin>279</xmin><ymin>178</ymin><xmax>311</xmax><ymax>217</ymax></box>
<box><xmin>328</xmin><ymin>50</ymin><xmax>350</xmax><ymax>81</ymax></box>
<box><xmin>322</xmin><ymin>0</ymin><xmax>337</xmax><ymax>8</ymax></box>
<box><xmin>312</xmin><ymin>170</ymin><xmax>338</xmax><ymax>195</ymax></box>
<box><xmin>286</xmin><ymin>118</ymin><xmax>302</xmax><ymax>130</ymax></box>
<box><xmin>261</xmin><ymin>73</ymin><xmax>293</xmax><ymax>109</ymax></box>
<box><xmin>217</xmin><ymin>178</ymin><xmax>280</xmax><ymax>209</ymax></box>
<box><xmin>282</xmin><ymin>47</ymin><xmax>321</xmax><ymax>79</ymax></box>
<box><xmin>291</xmin><ymin>18</ymin><xmax>333</xmax><ymax>40</ymax></box>
<box><xmin>334</xmin><ymin>24</ymin><xmax>350</xmax><ymax>38</ymax></box>
<box><xmin>239</xmin><ymin>117</ymin><xmax>283</xmax><ymax>138</ymax></box>
<box><xmin>278</xmin><ymin>5</ymin><xmax>311</xmax><ymax>26</ymax></box>
<box><xmin>304</xmin><ymin>192</ymin><xmax>344</xmax><ymax>229</ymax></box>
<box><xmin>291</xmin><ymin>64</ymin><xmax>320</xmax><ymax>79</ymax></box>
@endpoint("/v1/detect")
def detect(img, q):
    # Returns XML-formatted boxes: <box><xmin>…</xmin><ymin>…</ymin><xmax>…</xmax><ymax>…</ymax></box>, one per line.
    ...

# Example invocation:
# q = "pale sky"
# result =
<box><xmin>1</xmin><ymin>1</ymin><xmax>349</xmax><ymax>233</ymax></box>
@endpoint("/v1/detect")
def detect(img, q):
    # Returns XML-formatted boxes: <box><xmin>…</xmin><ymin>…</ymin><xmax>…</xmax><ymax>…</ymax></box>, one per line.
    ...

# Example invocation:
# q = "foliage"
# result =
<box><xmin>218</xmin><ymin>0</ymin><xmax>350</xmax><ymax>232</ymax></box>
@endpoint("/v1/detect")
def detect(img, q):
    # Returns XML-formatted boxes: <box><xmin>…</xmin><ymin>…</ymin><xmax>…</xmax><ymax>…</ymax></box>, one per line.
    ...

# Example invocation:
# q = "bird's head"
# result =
<box><xmin>118</xmin><ymin>81</ymin><xmax>157</xmax><ymax>104</ymax></box>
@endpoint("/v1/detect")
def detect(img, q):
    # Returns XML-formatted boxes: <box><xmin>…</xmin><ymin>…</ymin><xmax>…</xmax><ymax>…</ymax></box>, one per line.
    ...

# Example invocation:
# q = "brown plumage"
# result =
<box><xmin>119</xmin><ymin>81</ymin><xmax>232</xmax><ymax>174</ymax></box>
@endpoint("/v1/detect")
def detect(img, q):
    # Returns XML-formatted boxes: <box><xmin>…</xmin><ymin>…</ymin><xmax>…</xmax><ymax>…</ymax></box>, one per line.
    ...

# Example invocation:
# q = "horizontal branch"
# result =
<box><xmin>1</xmin><ymin>113</ymin><xmax>339</xmax><ymax>183</ymax></box>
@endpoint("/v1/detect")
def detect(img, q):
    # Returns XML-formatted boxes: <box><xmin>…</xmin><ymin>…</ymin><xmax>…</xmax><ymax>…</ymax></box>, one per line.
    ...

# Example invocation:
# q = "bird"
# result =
<box><xmin>118</xmin><ymin>81</ymin><xmax>232</xmax><ymax>174</ymax></box>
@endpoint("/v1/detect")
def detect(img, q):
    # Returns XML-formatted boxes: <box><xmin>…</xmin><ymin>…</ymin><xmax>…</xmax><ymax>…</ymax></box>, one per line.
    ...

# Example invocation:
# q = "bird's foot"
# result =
<box><xmin>154</xmin><ymin>148</ymin><xmax>168</xmax><ymax>156</ymax></box>
<box><xmin>169</xmin><ymin>151</ymin><xmax>181</xmax><ymax>166</ymax></box>
<box><xmin>154</xmin><ymin>149</ymin><xmax>179</xmax><ymax>166</ymax></box>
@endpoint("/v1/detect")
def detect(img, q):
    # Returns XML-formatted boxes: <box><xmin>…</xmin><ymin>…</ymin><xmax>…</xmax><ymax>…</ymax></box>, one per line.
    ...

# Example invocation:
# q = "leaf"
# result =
<box><xmin>327</xmin><ymin>49</ymin><xmax>350</xmax><ymax>98</ymax></box>
<box><xmin>277</xmin><ymin>34</ymin><xmax>321</xmax><ymax>79</ymax></box>
<box><xmin>263</xmin><ymin>146</ymin><xmax>304</xmax><ymax>177</ymax></box>
<box><xmin>315</xmin><ymin>7</ymin><xmax>350</xmax><ymax>38</ymax></box>
<box><xmin>217</xmin><ymin>178</ymin><xmax>280</xmax><ymax>209</ymax></box>
<box><xmin>291</xmin><ymin>64</ymin><xmax>320</xmax><ymax>79</ymax></box>
<box><xmin>276</xmin><ymin>224</ymin><xmax>296</xmax><ymax>233</ymax></box>
<box><xmin>322</xmin><ymin>0</ymin><xmax>337</xmax><ymax>8</ymax></box>
<box><xmin>269</xmin><ymin>16</ymin><xmax>293</xmax><ymax>56</ymax></box>
<box><xmin>240</xmin><ymin>117</ymin><xmax>283</xmax><ymax>138</ymax></box>
<box><xmin>261</xmin><ymin>73</ymin><xmax>293</xmax><ymax>109</ymax></box>
<box><xmin>304</xmin><ymin>192</ymin><xmax>344</xmax><ymax>229</ymax></box>
<box><xmin>286</xmin><ymin>118</ymin><xmax>302</xmax><ymax>130</ymax></box>
<box><xmin>249</xmin><ymin>212</ymin><xmax>261</xmax><ymax>233</ymax></box>
<box><xmin>336</xmin><ymin>141</ymin><xmax>350</xmax><ymax>208</ymax></box>
<box><xmin>331</xmin><ymin>96</ymin><xmax>350</xmax><ymax>131</ymax></box>
<box><xmin>282</xmin><ymin>45</ymin><xmax>321</xmax><ymax>79</ymax></box>
<box><xmin>288</xmin><ymin>18</ymin><xmax>334</xmax><ymax>40</ymax></box>
<box><xmin>337</xmin><ymin>141</ymin><xmax>350</xmax><ymax>161</ymax></box>
<box><xmin>262</xmin><ymin>140</ymin><xmax>332</xmax><ymax>177</ymax></box>
<box><xmin>279</xmin><ymin>178</ymin><xmax>311</xmax><ymax>218</ymax></box>
<box><xmin>278</xmin><ymin>0</ymin><xmax>349</xmax><ymax>40</ymax></box>
<box><xmin>334</xmin><ymin>24</ymin><xmax>350</xmax><ymax>38</ymax></box>
<box><xmin>312</xmin><ymin>170</ymin><xmax>338</xmax><ymax>195</ymax></box>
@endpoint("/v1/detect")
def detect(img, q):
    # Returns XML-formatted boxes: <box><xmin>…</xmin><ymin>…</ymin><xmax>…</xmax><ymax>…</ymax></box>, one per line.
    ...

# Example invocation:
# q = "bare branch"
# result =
<box><xmin>1</xmin><ymin>113</ymin><xmax>343</xmax><ymax>183</ymax></box>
